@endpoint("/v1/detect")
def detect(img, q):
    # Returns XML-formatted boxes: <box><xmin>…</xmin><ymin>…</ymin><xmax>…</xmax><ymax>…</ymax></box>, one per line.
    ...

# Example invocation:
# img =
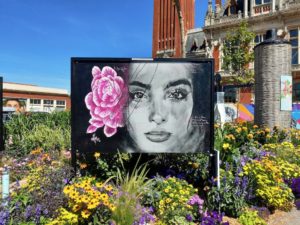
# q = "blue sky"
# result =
<box><xmin>0</xmin><ymin>0</ymin><xmax>210</xmax><ymax>92</ymax></box>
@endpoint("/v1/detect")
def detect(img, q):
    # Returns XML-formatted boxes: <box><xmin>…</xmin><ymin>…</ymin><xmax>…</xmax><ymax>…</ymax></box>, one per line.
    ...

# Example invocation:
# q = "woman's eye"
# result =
<box><xmin>168</xmin><ymin>89</ymin><xmax>188</xmax><ymax>100</ymax></box>
<box><xmin>130</xmin><ymin>91</ymin><xmax>147</xmax><ymax>100</ymax></box>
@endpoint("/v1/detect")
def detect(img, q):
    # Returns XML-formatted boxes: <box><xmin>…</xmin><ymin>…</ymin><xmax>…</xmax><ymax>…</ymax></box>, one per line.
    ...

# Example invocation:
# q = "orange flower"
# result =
<box><xmin>80</xmin><ymin>163</ymin><xmax>88</xmax><ymax>169</ymax></box>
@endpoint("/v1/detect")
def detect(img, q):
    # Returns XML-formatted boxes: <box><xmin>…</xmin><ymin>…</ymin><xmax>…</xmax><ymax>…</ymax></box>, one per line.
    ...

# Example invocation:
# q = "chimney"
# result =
<box><xmin>215</xmin><ymin>0</ymin><xmax>222</xmax><ymax>6</ymax></box>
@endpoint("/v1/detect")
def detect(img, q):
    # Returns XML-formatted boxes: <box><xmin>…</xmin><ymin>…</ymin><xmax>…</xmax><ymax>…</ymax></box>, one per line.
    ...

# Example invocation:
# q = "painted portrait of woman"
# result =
<box><xmin>76</xmin><ymin>59</ymin><xmax>212</xmax><ymax>154</ymax></box>
<box><xmin>120</xmin><ymin>62</ymin><xmax>208</xmax><ymax>153</ymax></box>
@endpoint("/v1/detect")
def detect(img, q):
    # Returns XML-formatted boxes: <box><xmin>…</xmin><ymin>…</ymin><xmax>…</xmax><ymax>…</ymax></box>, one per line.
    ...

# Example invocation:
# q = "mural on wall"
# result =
<box><xmin>223</xmin><ymin>103</ymin><xmax>300</xmax><ymax>129</ymax></box>
<box><xmin>72</xmin><ymin>58</ymin><xmax>214</xmax><ymax>154</ymax></box>
<box><xmin>3</xmin><ymin>98</ymin><xmax>26</xmax><ymax>113</ymax></box>
<box><xmin>280</xmin><ymin>75</ymin><xmax>293</xmax><ymax>111</ymax></box>
<box><xmin>292</xmin><ymin>104</ymin><xmax>300</xmax><ymax>129</ymax></box>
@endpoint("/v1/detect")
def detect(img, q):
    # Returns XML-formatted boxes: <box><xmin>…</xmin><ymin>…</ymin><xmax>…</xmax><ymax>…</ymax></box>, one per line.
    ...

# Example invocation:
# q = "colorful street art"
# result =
<box><xmin>292</xmin><ymin>104</ymin><xmax>300</xmax><ymax>129</ymax></box>
<box><xmin>224</xmin><ymin>103</ymin><xmax>300</xmax><ymax>129</ymax></box>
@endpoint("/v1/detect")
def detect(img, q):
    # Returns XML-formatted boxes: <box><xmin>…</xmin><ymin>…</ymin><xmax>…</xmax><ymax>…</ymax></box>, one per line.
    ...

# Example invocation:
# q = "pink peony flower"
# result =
<box><xmin>85</xmin><ymin>66</ymin><xmax>127</xmax><ymax>137</ymax></box>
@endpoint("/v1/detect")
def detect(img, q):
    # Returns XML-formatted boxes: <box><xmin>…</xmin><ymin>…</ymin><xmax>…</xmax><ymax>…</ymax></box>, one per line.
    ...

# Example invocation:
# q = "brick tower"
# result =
<box><xmin>152</xmin><ymin>0</ymin><xmax>195</xmax><ymax>58</ymax></box>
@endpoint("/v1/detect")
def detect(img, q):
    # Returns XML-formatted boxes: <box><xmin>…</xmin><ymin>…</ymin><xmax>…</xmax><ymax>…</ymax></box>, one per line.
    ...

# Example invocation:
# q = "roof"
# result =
<box><xmin>185</xmin><ymin>28</ymin><xmax>206</xmax><ymax>53</ymax></box>
<box><xmin>3</xmin><ymin>82</ymin><xmax>69</xmax><ymax>95</ymax></box>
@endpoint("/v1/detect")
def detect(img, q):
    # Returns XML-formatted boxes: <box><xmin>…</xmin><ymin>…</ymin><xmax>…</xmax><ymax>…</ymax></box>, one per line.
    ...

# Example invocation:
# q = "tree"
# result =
<box><xmin>222</xmin><ymin>22</ymin><xmax>256</xmax><ymax>84</ymax></box>
<box><xmin>173</xmin><ymin>0</ymin><xmax>186</xmax><ymax>57</ymax></box>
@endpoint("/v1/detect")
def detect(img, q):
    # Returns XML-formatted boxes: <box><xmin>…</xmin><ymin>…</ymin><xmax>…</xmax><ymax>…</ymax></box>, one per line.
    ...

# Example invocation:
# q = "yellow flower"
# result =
<box><xmin>266</xmin><ymin>134</ymin><xmax>271</xmax><ymax>139</ymax></box>
<box><xmin>253</xmin><ymin>125</ymin><xmax>258</xmax><ymax>129</ymax></box>
<box><xmin>214</xmin><ymin>124</ymin><xmax>220</xmax><ymax>129</ymax></box>
<box><xmin>265</xmin><ymin>128</ymin><xmax>270</xmax><ymax>133</ymax></box>
<box><xmin>63</xmin><ymin>185</ymin><xmax>72</xmax><ymax>195</ymax></box>
<box><xmin>94</xmin><ymin>152</ymin><xmax>101</xmax><ymax>158</ymax></box>
<box><xmin>72</xmin><ymin>204</ymin><xmax>81</xmax><ymax>212</ymax></box>
<box><xmin>222</xmin><ymin>143</ymin><xmax>230</xmax><ymax>150</ymax></box>
<box><xmin>242</xmin><ymin>126</ymin><xmax>248</xmax><ymax>131</ymax></box>
<box><xmin>87</xmin><ymin>200</ymin><xmax>99</xmax><ymax>209</ymax></box>
<box><xmin>30</xmin><ymin>147</ymin><xmax>42</xmax><ymax>155</ymax></box>
<box><xmin>166</xmin><ymin>198</ymin><xmax>172</xmax><ymax>203</ymax></box>
<box><xmin>247</xmin><ymin>133</ymin><xmax>253</xmax><ymax>139</ymax></box>
<box><xmin>81</xmin><ymin>210</ymin><xmax>91</xmax><ymax>218</ymax></box>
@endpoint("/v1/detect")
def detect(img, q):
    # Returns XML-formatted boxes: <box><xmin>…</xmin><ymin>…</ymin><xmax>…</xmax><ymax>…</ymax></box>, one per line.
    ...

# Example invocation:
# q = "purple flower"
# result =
<box><xmin>85</xmin><ymin>66</ymin><xmax>127</xmax><ymax>137</ymax></box>
<box><xmin>186</xmin><ymin>214</ymin><xmax>193</xmax><ymax>222</ymax></box>
<box><xmin>0</xmin><ymin>209</ymin><xmax>9</xmax><ymax>225</ymax></box>
<box><xmin>295</xmin><ymin>199</ymin><xmax>300</xmax><ymax>210</ymax></box>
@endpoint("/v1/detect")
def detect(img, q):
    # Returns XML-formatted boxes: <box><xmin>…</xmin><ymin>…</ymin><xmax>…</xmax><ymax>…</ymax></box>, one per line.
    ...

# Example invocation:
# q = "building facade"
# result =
<box><xmin>152</xmin><ymin>0</ymin><xmax>300</xmax><ymax>103</ymax></box>
<box><xmin>152</xmin><ymin>0</ymin><xmax>195</xmax><ymax>57</ymax></box>
<box><xmin>3</xmin><ymin>82</ymin><xmax>70</xmax><ymax>112</ymax></box>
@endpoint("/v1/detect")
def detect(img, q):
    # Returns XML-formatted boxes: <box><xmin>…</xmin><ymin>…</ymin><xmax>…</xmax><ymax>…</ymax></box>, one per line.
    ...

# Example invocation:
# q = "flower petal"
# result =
<box><xmin>104</xmin><ymin>126</ymin><xmax>117</xmax><ymax>137</ymax></box>
<box><xmin>92</xmin><ymin>66</ymin><xmax>101</xmax><ymax>77</ymax></box>
<box><xmin>102</xmin><ymin>66</ymin><xmax>117</xmax><ymax>78</ymax></box>
<box><xmin>89</xmin><ymin>119</ymin><xmax>104</xmax><ymax>128</ymax></box>
<box><xmin>87</xmin><ymin>125</ymin><xmax>98</xmax><ymax>133</ymax></box>
<box><xmin>85</xmin><ymin>92</ymin><xmax>95</xmax><ymax>110</ymax></box>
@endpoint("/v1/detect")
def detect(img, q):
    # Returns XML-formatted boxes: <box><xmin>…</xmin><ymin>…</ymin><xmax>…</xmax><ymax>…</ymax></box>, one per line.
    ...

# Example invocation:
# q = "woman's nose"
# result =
<box><xmin>149</xmin><ymin>100</ymin><xmax>167</xmax><ymax>124</ymax></box>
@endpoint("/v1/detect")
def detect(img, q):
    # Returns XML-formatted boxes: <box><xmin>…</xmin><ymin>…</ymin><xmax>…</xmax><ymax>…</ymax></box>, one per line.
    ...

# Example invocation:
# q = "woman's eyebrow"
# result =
<box><xmin>129</xmin><ymin>81</ymin><xmax>151</xmax><ymax>90</ymax></box>
<box><xmin>164</xmin><ymin>79</ymin><xmax>192</xmax><ymax>90</ymax></box>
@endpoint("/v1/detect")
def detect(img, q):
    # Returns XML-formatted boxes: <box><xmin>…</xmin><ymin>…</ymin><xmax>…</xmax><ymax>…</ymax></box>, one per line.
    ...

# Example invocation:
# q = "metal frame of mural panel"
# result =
<box><xmin>0</xmin><ymin>77</ymin><xmax>3</xmax><ymax>151</ymax></box>
<box><xmin>71</xmin><ymin>58</ymin><xmax>215</xmax><ymax>174</ymax></box>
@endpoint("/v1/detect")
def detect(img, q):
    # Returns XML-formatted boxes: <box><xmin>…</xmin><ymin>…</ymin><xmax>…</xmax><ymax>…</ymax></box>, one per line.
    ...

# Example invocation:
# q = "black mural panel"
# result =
<box><xmin>0</xmin><ymin>77</ymin><xmax>3</xmax><ymax>151</ymax></box>
<box><xmin>71</xmin><ymin>58</ymin><xmax>214</xmax><ymax>156</ymax></box>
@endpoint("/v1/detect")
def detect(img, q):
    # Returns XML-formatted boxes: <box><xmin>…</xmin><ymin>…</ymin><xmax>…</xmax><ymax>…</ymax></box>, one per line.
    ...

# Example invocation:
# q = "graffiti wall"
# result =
<box><xmin>224</xmin><ymin>103</ymin><xmax>300</xmax><ymax>129</ymax></box>
<box><xmin>292</xmin><ymin>104</ymin><xmax>300</xmax><ymax>129</ymax></box>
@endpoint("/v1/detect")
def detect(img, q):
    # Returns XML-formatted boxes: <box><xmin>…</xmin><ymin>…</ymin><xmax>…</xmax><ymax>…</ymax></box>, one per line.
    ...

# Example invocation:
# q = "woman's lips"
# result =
<box><xmin>145</xmin><ymin>131</ymin><xmax>171</xmax><ymax>143</ymax></box>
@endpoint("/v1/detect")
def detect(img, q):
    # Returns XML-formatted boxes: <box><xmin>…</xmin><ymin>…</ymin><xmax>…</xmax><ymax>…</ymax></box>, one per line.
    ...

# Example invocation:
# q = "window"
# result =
<box><xmin>44</xmin><ymin>100</ymin><xmax>54</xmax><ymax>105</ymax></box>
<box><xmin>56</xmin><ymin>100</ymin><xmax>66</xmax><ymax>106</ymax></box>
<box><xmin>224</xmin><ymin>87</ymin><xmax>237</xmax><ymax>103</ymax></box>
<box><xmin>30</xmin><ymin>99</ymin><xmax>41</xmax><ymax>105</ymax></box>
<box><xmin>255</xmin><ymin>0</ymin><xmax>270</xmax><ymax>5</ymax></box>
<box><xmin>254</xmin><ymin>34</ymin><xmax>266</xmax><ymax>44</ymax></box>
<box><xmin>293</xmin><ymin>83</ymin><xmax>300</xmax><ymax>102</ymax></box>
<box><xmin>290</xmin><ymin>29</ymin><xmax>299</xmax><ymax>65</ymax></box>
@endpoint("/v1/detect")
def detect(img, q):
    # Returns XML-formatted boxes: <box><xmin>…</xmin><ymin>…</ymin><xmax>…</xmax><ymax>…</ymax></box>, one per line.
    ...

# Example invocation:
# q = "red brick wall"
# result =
<box><xmin>3</xmin><ymin>91</ymin><xmax>71</xmax><ymax>110</ymax></box>
<box><xmin>213</xmin><ymin>46</ymin><xmax>219</xmax><ymax>72</ymax></box>
<box><xmin>152</xmin><ymin>0</ymin><xmax>195</xmax><ymax>58</ymax></box>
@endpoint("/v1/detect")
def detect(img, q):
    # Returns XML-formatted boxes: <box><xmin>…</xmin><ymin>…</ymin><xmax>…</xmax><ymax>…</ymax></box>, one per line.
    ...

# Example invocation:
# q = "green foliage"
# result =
<box><xmin>222</xmin><ymin>22</ymin><xmax>255</xmax><ymax>84</ymax></box>
<box><xmin>206</xmin><ymin>169</ymin><xmax>249</xmax><ymax>217</ymax></box>
<box><xmin>243</xmin><ymin>158</ymin><xmax>295</xmax><ymax>210</ymax></box>
<box><xmin>146</xmin><ymin>176</ymin><xmax>198</xmax><ymax>224</ymax></box>
<box><xmin>152</xmin><ymin>153</ymin><xmax>210</xmax><ymax>184</ymax></box>
<box><xmin>238</xmin><ymin>210</ymin><xmax>267</xmax><ymax>225</ymax></box>
<box><xmin>111</xmin><ymin>155</ymin><xmax>153</xmax><ymax>225</ymax></box>
<box><xmin>4</xmin><ymin>111</ymin><xmax>70</xmax><ymax>157</ymax></box>
<box><xmin>1</xmin><ymin>150</ymin><xmax>73</xmax><ymax>225</ymax></box>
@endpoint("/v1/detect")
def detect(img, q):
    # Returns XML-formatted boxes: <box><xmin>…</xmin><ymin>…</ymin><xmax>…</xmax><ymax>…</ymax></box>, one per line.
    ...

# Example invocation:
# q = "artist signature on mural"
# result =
<box><xmin>192</xmin><ymin>116</ymin><xmax>209</xmax><ymax>126</ymax></box>
<box><xmin>91</xmin><ymin>134</ymin><xmax>101</xmax><ymax>144</ymax></box>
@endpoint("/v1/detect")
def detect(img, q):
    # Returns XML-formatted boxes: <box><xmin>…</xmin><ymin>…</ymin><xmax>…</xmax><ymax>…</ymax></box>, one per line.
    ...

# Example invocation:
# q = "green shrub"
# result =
<box><xmin>4</xmin><ymin>111</ymin><xmax>70</xmax><ymax>157</ymax></box>
<box><xmin>238</xmin><ymin>210</ymin><xmax>267</xmax><ymax>225</ymax></box>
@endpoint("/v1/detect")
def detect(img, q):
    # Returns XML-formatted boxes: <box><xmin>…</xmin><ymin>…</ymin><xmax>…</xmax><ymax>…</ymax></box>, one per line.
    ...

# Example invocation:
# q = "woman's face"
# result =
<box><xmin>6</xmin><ymin>100</ymin><xmax>22</xmax><ymax>112</ymax></box>
<box><xmin>126</xmin><ymin>63</ymin><xmax>194</xmax><ymax>152</ymax></box>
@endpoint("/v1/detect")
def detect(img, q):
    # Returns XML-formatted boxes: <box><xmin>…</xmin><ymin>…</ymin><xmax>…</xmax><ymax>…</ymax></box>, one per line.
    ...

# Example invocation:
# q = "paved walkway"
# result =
<box><xmin>267</xmin><ymin>207</ymin><xmax>300</xmax><ymax>225</ymax></box>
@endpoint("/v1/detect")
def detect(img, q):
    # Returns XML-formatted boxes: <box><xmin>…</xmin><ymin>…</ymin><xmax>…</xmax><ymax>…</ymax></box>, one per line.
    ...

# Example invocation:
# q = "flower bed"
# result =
<box><xmin>1</xmin><ymin>121</ymin><xmax>300</xmax><ymax>224</ymax></box>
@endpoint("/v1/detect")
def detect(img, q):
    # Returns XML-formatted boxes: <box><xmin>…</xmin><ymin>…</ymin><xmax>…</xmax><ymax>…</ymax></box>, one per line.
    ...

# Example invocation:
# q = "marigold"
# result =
<box><xmin>80</xmin><ymin>163</ymin><xmax>88</xmax><ymax>169</ymax></box>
